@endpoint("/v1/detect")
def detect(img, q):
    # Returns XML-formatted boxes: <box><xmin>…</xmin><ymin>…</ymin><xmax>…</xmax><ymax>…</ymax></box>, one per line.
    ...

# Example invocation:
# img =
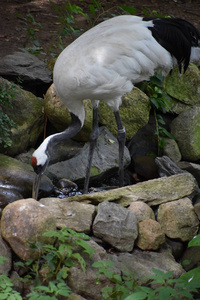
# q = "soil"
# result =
<box><xmin>1</xmin><ymin>0</ymin><xmax>200</xmax><ymax>61</ymax></box>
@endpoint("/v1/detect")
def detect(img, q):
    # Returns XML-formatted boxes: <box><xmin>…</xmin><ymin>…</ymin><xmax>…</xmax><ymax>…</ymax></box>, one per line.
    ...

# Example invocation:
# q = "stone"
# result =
<box><xmin>128</xmin><ymin>201</ymin><xmax>155</xmax><ymax>222</ymax></box>
<box><xmin>93</xmin><ymin>202</ymin><xmax>138</xmax><ymax>252</ymax></box>
<box><xmin>98</xmin><ymin>86</ymin><xmax>150</xmax><ymax>140</ymax></box>
<box><xmin>0</xmin><ymin>77</ymin><xmax>44</xmax><ymax>156</ymax></box>
<box><xmin>165</xmin><ymin>64</ymin><xmax>200</xmax><ymax>105</ymax></box>
<box><xmin>1</xmin><ymin>199</ymin><xmax>56</xmax><ymax>260</ymax></box>
<box><xmin>46</xmin><ymin>126</ymin><xmax>130</xmax><ymax>183</ymax></box>
<box><xmin>68</xmin><ymin>173</ymin><xmax>197</xmax><ymax>207</ymax></box>
<box><xmin>0</xmin><ymin>51</ymin><xmax>52</xmax><ymax>96</ymax></box>
<box><xmin>131</xmin><ymin>155</ymin><xmax>158</xmax><ymax>180</ymax></box>
<box><xmin>44</xmin><ymin>84</ymin><xmax>93</xmax><ymax>142</ymax></box>
<box><xmin>67</xmin><ymin>239</ymin><xmax>110</xmax><ymax>300</ymax></box>
<box><xmin>39</xmin><ymin>198</ymin><xmax>96</xmax><ymax>233</ymax></box>
<box><xmin>157</xmin><ymin>198</ymin><xmax>199</xmax><ymax>242</ymax></box>
<box><xmin>136</xmin><ymin>219</ymin><xmax>165</xmax><ymax>250</ymax></box>
<box><xmin>0</xmin><ymin>234</ymin><xmax>12</xmax><ymax>275</ymax></box>
<box><xmin>109</xmin><ymin>249</ymin><xmax>185</xmax><ymax>284</ymax></box>
<box><xmin>171</xmin><ymin>106</ymin><xmax>200</xmax><ymax>161</ymax></box>
<box><xmin>0</xmin><ymin>154</ymin><xmax>53</xmax><ymax>199</ymax></box>
<box><xmin>177</xmin><ymin>161</ymin><xmax>200</xmax><ymax>186</ymax></box>
<box><xmin>163</xmin><ymin>138</ymin><xmax>182</xmax><ymax>162</ymax></box>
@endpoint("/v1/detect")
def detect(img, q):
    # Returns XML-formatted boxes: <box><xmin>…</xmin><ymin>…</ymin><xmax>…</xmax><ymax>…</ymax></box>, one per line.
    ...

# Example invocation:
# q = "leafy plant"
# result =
<box><xmin>0</xmin><ymin>81</ymin><xmax>17</xmax><ymax>148</ymax></box>
<box><xmin>15</xmin><ymin>228</ymin><xmax>95</xmax><ymax>299</ymax></box>
<box><xmin>18</xmin><ymin>12</ymin><xmax>44</xmax><ymax>56</ymax></box>
<box><xmin>138</xmin><ymin>72</ymin><xmax>174</xmax><ymax>155</ymax></box>
<box><xmin>93</xmin><ymin>260</ymin><xmax>138</xmax><ymax>299</ymax></box>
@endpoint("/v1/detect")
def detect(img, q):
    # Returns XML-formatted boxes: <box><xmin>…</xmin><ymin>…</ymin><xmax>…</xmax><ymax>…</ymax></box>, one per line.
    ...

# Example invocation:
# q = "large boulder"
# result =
<box><xmin>157</xmin><ymin>197</ymin><xmax>199</xmax><ymax>242</ymax></box>
<box><xmin>0</xmin><ymin>154</ymin><xmax>53</xmax><ymax>204</ymax></box>
<box><xmin>170</xmin><ymin>106</ymin><xmax>200</xmax><ymax>161</ymax></box>
<box><xmin>44</xmin><ymin>85</ymin><xmax>150</xmax><ymax>142</ymax></box>
<box><xmin>0</xmin><ymin>77</ymin><xmax>44</xmax><ymax>156</ymax></box>
<box><xmin>1</xmin><ymin>199</ymin><xmax>56</xmax><ymax>261</ymax></box>
<box><xmin>165</xmin><ymin>64</ymin><xmax>200</xmax><ymax>106</ymax></box>
<box><xmin>98</xmin><ymin>87</ymin><xmax>150</xmax><ymax>140</ymax></box>
<box><xmin>0</xmin><ymin>51</ymin><xmax>52</xmax><ymax>96</ymax></box>
<box><xmin>46</xmin><ymin>126</ymin><xmax>131</xmax><ymax>184</ymax></box>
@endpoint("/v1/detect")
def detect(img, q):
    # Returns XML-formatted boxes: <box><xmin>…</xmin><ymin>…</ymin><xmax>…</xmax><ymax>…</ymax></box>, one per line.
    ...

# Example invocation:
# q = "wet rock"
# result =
<box><xmin>171</xmin><ymin>106</ymin><xmax>200</xmax><ymax>161</ymax></box>
<box><xmin>39</xmin><ymin>198</ymin><xmax>96</xmax><ymax>233</ymax></box>
<box><xmin>93</xmin><ymin>201</ymin><xmax>138</xmax><ymax>252</ymax></box>
<box><xmin>128</xmin><ymin>201</ymin><xmax>155</xmax><ymax>222</ymax></box>
<box><xmin>157</xmin><ymin>197</ymin><xmax>199</xmax><ymax>242</ymax></box>
<box><xmin>136</xmin><ymin>219</ymin><xmax>165</xmax><ymax>250</ymax></box>
<box><xmin>46</xmin><ymin>126</ymin><xmax>131</xmax><ymax>184</ymax></box>
<box><xmin>0</xmin><ymin>188</ymin><xmax>23</xmax><ymax>209</ymax></box>
<box><xmin>0</xmin><ymin>154</ymin><xmax>53</xmax><ymax>199</ymax></box>
<box><xmin>1</xmin><ymin>199</ymin><xmax>56</xmax><ymax>261</ymax></box>
<box><xmin>0</xmin><ymin>51</ymin><xmax>52</xmax><ymax>96</ymax></box>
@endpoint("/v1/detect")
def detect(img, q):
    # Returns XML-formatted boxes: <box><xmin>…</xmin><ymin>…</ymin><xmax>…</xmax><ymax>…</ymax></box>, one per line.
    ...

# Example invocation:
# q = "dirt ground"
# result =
<box><xmin>1</xmin><ymin>0</ymin><xmax>200</xmax><ymax>61</ymax></box>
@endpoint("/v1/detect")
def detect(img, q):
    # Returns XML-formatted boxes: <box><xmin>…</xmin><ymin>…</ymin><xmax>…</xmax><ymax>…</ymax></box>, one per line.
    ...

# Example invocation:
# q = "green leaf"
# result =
<box><xmin>120</xmin><ymin>5</ymin><xmax>136</xmax><ymax>15</ymax></box>
<box><xmin>188</xmin><ymin>234</ymin><xmax>200</xmax><ymax>247</ymax></box>
<box><xmin>125</xmin><ymin>291</ymin><xmax>147</xmax><ymax>300</ymax></box>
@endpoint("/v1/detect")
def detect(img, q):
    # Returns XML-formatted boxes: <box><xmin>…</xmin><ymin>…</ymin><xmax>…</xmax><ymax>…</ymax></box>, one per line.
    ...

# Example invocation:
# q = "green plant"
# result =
<box><xmin>93</xmin><ymin>260</ymin><xmax>138</xmax><ymax>299</ymax></box>
<box><xmin>0</xmin><ymin>81</ymin><xmax>17</xmax><ymax>148</ymax></box>
<box><xmin>93</xmin><ymin>235</ymin><xmax>200</xmax><ymax>300</ymax></box>
<box><xmin>0</xmin><ymin>256</ymin><xmax>22</xmax><ymax>300</ymax></box>
<box><xmin>18</xmin><ymin>12</ymin><xmax>44</xmax><ymax>56</ymax></box>
<box><xmin>138</xmin><ymin>72</ymin><xmax>174</xmax><ymax>156</ymax></box>
<box><xmin>15</xmin><ymin>228</ymin><xmax>95</xmax><ymax>299</ymax></box>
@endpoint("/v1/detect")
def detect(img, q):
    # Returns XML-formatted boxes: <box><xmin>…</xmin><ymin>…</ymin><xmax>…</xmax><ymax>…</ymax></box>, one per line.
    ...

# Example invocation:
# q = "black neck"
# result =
<box><xmin>47</xmin><ymin>113</ymin><xmax>82</xmax><ymax>155</ymax></box>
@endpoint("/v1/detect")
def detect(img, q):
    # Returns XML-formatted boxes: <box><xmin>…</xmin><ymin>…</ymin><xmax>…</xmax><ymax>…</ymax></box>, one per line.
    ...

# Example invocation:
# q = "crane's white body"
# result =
<box><xmin>54</xmin><ymin>16</ymin><xmax>174</xmax><ymax>126</ymax></box>
<box><xmin>32</xmin><ymin>15</ymin><xmax>200</xmax><ymax>198</ymax></box>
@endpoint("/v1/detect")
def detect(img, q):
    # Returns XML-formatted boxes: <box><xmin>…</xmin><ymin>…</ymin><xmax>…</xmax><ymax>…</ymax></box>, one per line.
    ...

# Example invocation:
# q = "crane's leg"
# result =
<box><xmin>114</xmin><ymin>110</ymin><xmax>126</xmax><ymax>187</ymax></box>
<box><xmin>83</xmin><ymin>103</ymin><xmax>99</xmax><ymax>194</ymax></box>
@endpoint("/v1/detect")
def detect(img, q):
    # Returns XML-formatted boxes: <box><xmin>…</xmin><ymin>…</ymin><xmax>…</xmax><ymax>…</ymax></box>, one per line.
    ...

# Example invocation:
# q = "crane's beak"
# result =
<box><xmin>32</xmin><ymin>173</ymin><xmax>42</xmax><ymax>200</ymax></box>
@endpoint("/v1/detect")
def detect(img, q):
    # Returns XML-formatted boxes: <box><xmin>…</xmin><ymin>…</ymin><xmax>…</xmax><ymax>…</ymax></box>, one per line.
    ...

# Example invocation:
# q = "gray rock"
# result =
<box><xmin>46</xmin><ymin>126</ymin><xmax>131</xmax><ymax>184</ymax></box>
<box><xmin>109</xmin><ymin>249</ymin><xmax>185</xmax><ymax>284</ymax></box>
<box><xmin>163</xmin><ymin>138</ymin><xmax>182</xmax><ymax>162</ymax></box>
<box><xmin>39</xmin><ymin>197</ymin><xmax>96</xmax><ymax>233</ymax></box>
<box><xmin>177</xmin><ymin>161</ymin><xmax>200</xmax><ymax>186</ymax></box>
<box><xmin>0</xmin><ymin>51</ymin><xmax>52</xmax><ymax>96</ymax></box>
<box><xmin>93</xmin><ymin>202</ymin><xmax>138</xmax><ymax>252</ymax></box>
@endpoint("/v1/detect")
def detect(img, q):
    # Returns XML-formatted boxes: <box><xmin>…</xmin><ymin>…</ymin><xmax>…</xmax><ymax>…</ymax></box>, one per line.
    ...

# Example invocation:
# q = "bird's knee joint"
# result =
<box><xmin>117</xmin><ymin>127</ymin><xmax>126</xmax><ymax>141</ymax></box>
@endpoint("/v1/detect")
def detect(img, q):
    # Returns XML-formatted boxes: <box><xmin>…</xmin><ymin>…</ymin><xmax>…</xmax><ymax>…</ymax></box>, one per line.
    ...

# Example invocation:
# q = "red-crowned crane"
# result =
<box><xmin>31</xmin><ymin>15</ymin><xmax>200</xmax><ymax>199</ymax></box>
